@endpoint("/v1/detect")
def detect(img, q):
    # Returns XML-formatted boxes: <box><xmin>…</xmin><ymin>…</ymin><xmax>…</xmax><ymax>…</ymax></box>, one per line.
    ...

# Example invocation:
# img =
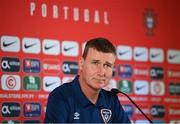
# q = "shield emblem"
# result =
<box><xmin>101</xmin><ymin>109</ymin><xmax>112</xmax><ymax>123</ymax></box>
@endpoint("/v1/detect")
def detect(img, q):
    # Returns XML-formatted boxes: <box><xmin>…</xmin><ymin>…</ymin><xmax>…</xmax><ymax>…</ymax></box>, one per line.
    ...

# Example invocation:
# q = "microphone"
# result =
<box><xmin>111</xmin><ymin>88</ymin><xmax>153</xmax><ymax>124</ymax></box>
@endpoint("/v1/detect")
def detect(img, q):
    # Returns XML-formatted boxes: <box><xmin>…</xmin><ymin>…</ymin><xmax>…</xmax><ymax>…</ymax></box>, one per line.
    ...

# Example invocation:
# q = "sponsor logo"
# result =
<box><xmin>23</xmin><ymin>58</ymin><xmax>40</xmax><ymax>73</ymax></box>
<box><xmin>1</xmin><ymin>74</ymin><xmax>21</xmax><ymax>91</ymax></box>
<box><xmin>167</xmin><ymin>49</ymin><xmax>180</xmax><ymax>64</ymax></box>
<box><xmin>144</xmin><ymin>8</ymin><xmax>157</xmax><ymax>36</ymax></box>
<box><xmin>134</xmin><ymin>66</ymin><xmax>149</xmax><ymax>77</ymax></box>
<box><xmin>169</xmin><ymin>107</ymin><xmax>180</xmax><ymax>116</ymax></box>
<box><xmin>24</xmin><ymin>43</ymin><xmax>36</xmax><ymax>49</ymax></box>
<box><xmin>168</xmin><ymin>69</ymin><xmax>180</xmax><ymax>78</ymax></box>
<box><xmin>1</xmin><ymin>102</ymin><xmax>20</xmax><ymax>117</ymax></box>
<box><xmin>170</xmin><ymin>120</ymin><xmax>180</xmax><ymax>124</ymax></box>
<box><xmin>122</xmin><ymin>104</ymin><xmax>133</xmax><ymax>118</ymax></box>
<box><xmin>119</xmin><ymin>50</ymin><xmax>129</xmax><ymax>56</ymax></box>
<box><xmin>134</xmin><ymin>80</ymin><xmax>149</xmax><ymax>95</ymax></box>
<box><xmin>169</xmin><ymin>54</ymin><xmax>179</xmax><ymax>60</ymax></box>
<box><xmin>103</xmin><ymin>79</ymin><xmax>117</xmax><ymax>91</ymax></box>
<box><xmin>135</xmin><ymin>51</ymin><xmax>145</xmax><ymax>57</ymax></box>
<box><xmin>150</xmin><ymin>48</ymin><xmax>164</xmax><ymax>63</ymax></box>
<box><xmin>134</xmin><ymin>47</ymin><xmax>148</xmax><ymax>62</ymax></box>
<box><xmin>43</xmin><ymin>39</ymin><xmax>60</xmax><ymax>55</ymax></box>
<box><xmin>117</xmin><ymin>45</ymin><xmax>132</xmax><ymax>61</ymax></box>
<box><xmin>100</xmin><ymin>109</ymin><xmax>112</xmax><ymax>123</ymax></box>
<box><xmin>151</xmin><ymin>53</ymin><xmax>160</xmax><ymax>58</ymax></box>
<box><xmin>151</xmin><ymin>105</ymin><xmax>165</xmax><ymax>118</ymax></box>
<box><xmin>168</xmin><ymin>82</ymin><xmax>180</xmax><ymax>95</ymax></box>
<box><xmin>22</xmin><ymin>37</ymin><xmax>41</xmax><ymax>54</ymax></box>
<box><xmin>150</xmin><ymin>67</ymin><xmax>164</xmax><ymax>79</ymax></box>
<box><xmin>150</xmin><ymin>81</ymin><xmax>165</xmax><ymax>96</ymax></box>
<box><xmin>118</xmin><ymin>65</ymin><xmax>132</xmax><ymax>78</ymax></box>
<box><xmin>64</xmin><ymin>46</ymin><xmax>75</xmax><ymax>51</ymax></box>
<box><xmin>1</xmin><ymin>35</ymin><xmax>20</xmax><ymax>52</ymax></box>
<box><xmin>24</xmin><ymin>102</ymin><xmax>41</xmax><ymax>117</ymax></box>
<box><xmin>23</xmin><ymin>76</ymin><xmax>40</xmax><ymax>91</ymax></box>
<box><xmin>62</xmin><ymin>40</ymin><xmax>79</xmax><ymax>56</ymax></box>
<box><xmin>45</xmin><ymin>44</ymin><xmax>56</xmax><ymax>50</ymax></box>
<box><xmin>45</xmin><ymin>81</ymin><xmax>57</xmax><ymax>87</ymax></box>
<box><xmin>62</xmin><ymin>61</ymin><xmax>78</xmax><ymax>75</ymax></box>
<box><xmin>43</xmin><ymin>59</ymin><xmax>61</xmax><ymax>74</ymax></box>
<box><xmin>43</xmin><ymin>76</ymin><xmax>61</xmax><ymax>92</ymax></box>
<box><xmin>74</xmin><ymin>112</ymin><xmax>80</xmax><ymax>120</ymax></box>
<box><xmin>1</xmin><ymin>57</ymin><xmax>20</xmax><ymax>72</ymax></box>
<box><xmin>119</xmin><ymin>80</ymin><xmax>132</xmax><ymax>94</ymax></box>
<box><xmin>3</xmin><ymin>41</ymin><xmax>16</xmax><ymax>47</ymax></box>
<box><xmin>168</xmin><ymin>83</ymin><xmax>176</xmax><ymax>95</ymax></box>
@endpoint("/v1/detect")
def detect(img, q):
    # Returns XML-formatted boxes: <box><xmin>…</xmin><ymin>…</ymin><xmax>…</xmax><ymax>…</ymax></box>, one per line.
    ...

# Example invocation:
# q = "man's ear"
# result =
<box><xmin>78</xmin><ymin>57</ymin><xmax>84</xmax><ymax>70</ymax></box>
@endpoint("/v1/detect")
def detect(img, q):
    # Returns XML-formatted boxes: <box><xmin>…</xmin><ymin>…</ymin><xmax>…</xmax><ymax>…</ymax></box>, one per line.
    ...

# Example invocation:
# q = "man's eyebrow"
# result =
<box><xmin>91</xmin><ymin>59</ymin><xmax>100</xmax><ymax>62</ymax></box>
<box><xmin>91</xmin><ymin>59</ymin><xmax>113</xmax><ymax>65</ymax></box>
<box><xmin>104</xmin><ymin>62</ymin><xmax>113</xmax><ymax>66</ymax></box>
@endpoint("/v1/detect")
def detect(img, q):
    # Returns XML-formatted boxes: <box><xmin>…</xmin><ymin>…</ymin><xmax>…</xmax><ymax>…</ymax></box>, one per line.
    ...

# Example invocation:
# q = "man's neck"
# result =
<box><xmin>79</xmin><ymin>76</ymin><xmax>100</xmax><ymax>104</ymax></box>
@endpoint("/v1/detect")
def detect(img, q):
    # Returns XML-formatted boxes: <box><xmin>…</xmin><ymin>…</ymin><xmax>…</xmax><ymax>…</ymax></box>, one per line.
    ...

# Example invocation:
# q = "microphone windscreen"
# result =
<box><xmin>111</xmin><ymin>88</ymin><xmax>119</xmax><ymax>95</ymax></box>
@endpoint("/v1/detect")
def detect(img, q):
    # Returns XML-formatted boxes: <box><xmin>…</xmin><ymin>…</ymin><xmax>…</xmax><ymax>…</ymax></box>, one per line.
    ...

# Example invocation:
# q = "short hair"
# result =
<box><xmin>82</xmin><ymin>37</ymin><xmax>116</xmax><ymax>59</ymax></box>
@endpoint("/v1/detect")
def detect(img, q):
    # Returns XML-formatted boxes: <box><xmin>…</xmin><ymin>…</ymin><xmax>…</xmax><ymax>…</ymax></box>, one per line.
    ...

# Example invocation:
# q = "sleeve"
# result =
<box><xmin>112</xmin><ymin>95</ymin><xmax>131</xmax><ymax>123</ymax></box>
<box><xmin>44</xmin><ymin>91</ymin><xmax>69</xmax><ymax>123</ymax></box>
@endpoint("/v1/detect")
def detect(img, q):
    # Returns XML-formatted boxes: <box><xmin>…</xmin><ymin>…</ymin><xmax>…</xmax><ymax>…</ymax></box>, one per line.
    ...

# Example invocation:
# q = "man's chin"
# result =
<box><xmin>94</xmin><ymin>83</ymin><xmax>107</xmax><ymax>90</ymax></box>
<box><xmin>91</xmin><ymin>80</ymin><xmax>108</xmax><ymax>90</ymax></box>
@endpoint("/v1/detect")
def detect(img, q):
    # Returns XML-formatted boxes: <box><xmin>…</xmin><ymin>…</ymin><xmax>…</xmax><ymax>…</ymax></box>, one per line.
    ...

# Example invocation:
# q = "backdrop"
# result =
<box><xmin>0</xmin><ymin>0</ymin><xmax>180</xmax><ymax>123</ymax></box>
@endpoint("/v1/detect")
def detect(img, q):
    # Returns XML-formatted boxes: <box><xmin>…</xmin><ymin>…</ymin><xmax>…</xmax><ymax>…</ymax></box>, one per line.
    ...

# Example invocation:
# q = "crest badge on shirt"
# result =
<box><xmin>101</xmin><ymin>109</ymin><xmax>112</xmax><ymax>123</ymax></box>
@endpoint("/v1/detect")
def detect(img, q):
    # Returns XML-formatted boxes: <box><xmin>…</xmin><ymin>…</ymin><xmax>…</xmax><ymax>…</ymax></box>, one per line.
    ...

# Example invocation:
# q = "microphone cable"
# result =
<box><xmin>111</xmin><ymin>88</ymin><xmax>153</xmax><ymax>124</ymax></box>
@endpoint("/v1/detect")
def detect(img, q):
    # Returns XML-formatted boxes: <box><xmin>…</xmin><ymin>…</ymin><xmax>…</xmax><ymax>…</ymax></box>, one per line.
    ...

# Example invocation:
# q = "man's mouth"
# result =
<box><xmin>95</xmin><ymin>78</ymin><xmax>106</xmax><ymax>82</ymax></box>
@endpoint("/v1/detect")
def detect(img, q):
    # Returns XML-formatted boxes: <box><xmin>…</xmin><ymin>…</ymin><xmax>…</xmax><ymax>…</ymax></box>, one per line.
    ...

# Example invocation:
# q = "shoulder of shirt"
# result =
<box><xmin>101</xmin><ymin>89</ymin><xmax>118</xmax><ymax>99</ymax></box>
<box><xmin>49</xmin><ymin>82</ymin><xmax>74</xmax><ymax>99</ymax></box>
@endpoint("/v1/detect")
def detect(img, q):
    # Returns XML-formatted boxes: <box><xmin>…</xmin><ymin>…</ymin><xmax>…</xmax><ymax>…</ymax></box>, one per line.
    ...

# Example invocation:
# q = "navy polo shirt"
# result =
<box><xmin>44</xmin><ymin>76</ymin><xmax>130</xmax><ymax>123</ymax></box>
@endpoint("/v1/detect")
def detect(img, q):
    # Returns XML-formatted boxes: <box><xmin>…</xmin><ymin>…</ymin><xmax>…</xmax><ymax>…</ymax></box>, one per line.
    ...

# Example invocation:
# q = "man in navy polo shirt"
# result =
<box><xmin>44</xmin><ymin>38</ymin><xmax>131</xmax><ymax>123</ymax></box>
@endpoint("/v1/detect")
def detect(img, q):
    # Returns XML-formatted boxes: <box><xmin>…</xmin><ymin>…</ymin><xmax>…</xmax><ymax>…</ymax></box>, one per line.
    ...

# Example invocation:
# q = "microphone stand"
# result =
<box><xmin>111</xmin><ymin>89</ymin><xmax>153</xmax><ymax>124</ymax></box>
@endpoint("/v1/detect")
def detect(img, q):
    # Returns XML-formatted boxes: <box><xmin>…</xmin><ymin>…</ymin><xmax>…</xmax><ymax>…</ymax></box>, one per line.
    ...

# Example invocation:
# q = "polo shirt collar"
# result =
<box><xmin>72</xmin><ymin>75</ymin><xmax>108</xmax><ymax>108</ymax></box>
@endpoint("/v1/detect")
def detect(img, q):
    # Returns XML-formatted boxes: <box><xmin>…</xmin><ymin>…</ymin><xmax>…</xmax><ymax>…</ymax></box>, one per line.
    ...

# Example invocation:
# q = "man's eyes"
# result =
<box><xmin>91</xmin><ymin>61</ymin><xmax>112</xmax><ymax>68</ymax></box>
<box><xmin>104</xmin><ymin>64</ymin><xmax>112</xmax><ymax>68</ymax></box>
<box><xmin>92</xmin><ymin>61</ymin><xmax>99</xmax><ymax>65</ymax></box>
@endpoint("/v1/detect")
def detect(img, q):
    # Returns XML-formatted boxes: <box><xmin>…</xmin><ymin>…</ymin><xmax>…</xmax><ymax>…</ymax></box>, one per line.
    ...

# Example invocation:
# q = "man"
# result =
<box><xmin>44</xmin><ymin>38</ymin><xmax>131</xmax><ymax>123</ymax></box>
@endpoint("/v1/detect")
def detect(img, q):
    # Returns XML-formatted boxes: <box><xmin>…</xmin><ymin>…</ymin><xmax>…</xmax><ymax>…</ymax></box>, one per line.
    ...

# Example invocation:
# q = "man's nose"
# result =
<box><xmin>97</xmin><ymin>64</ymin><xmax>105</xmax><ymax>76</ymax></box>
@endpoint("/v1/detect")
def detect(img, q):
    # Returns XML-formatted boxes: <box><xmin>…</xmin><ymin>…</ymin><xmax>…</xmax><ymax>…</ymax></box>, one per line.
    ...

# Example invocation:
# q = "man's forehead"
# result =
<box><xmin>88</xmin><ymin>48</ymin><xmax>115</xmax><ymax>56</ymax></box>
<box><xmin>85</xmin><ymin>48</ymin><xmax>116</xmax><ymax>62</ymax></box>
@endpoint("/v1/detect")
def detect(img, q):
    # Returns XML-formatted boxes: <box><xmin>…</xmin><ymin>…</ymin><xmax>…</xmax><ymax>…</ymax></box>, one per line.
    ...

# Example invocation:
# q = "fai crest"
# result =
<box><xmin>101</xmin><ymin>109</ymin><xmax>112</xmax><ymax>123</ymax></box>
<box><xmin>144</xmin><ymin>8</ymin><xmax>157</xmax><ymax>36</ymax></box>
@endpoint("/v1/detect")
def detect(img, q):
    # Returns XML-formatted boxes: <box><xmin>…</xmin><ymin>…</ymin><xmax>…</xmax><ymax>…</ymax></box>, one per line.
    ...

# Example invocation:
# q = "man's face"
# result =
<box><xmin>79</xmin><ymin>48</ymin><xmax>116</xmax><ymax>90</ymax></box>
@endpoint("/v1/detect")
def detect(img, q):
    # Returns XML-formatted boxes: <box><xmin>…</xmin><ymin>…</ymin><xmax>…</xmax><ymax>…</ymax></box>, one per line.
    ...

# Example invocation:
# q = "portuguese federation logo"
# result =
<box><xmin>144</xmin><ymin>8</ymin><xmax>157</xmax><ymax>36</ymax></box>
<box><xmin>101</xmin><ymin>109</ymin><xmax>112</xmax><ymax>123</ymax></box>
